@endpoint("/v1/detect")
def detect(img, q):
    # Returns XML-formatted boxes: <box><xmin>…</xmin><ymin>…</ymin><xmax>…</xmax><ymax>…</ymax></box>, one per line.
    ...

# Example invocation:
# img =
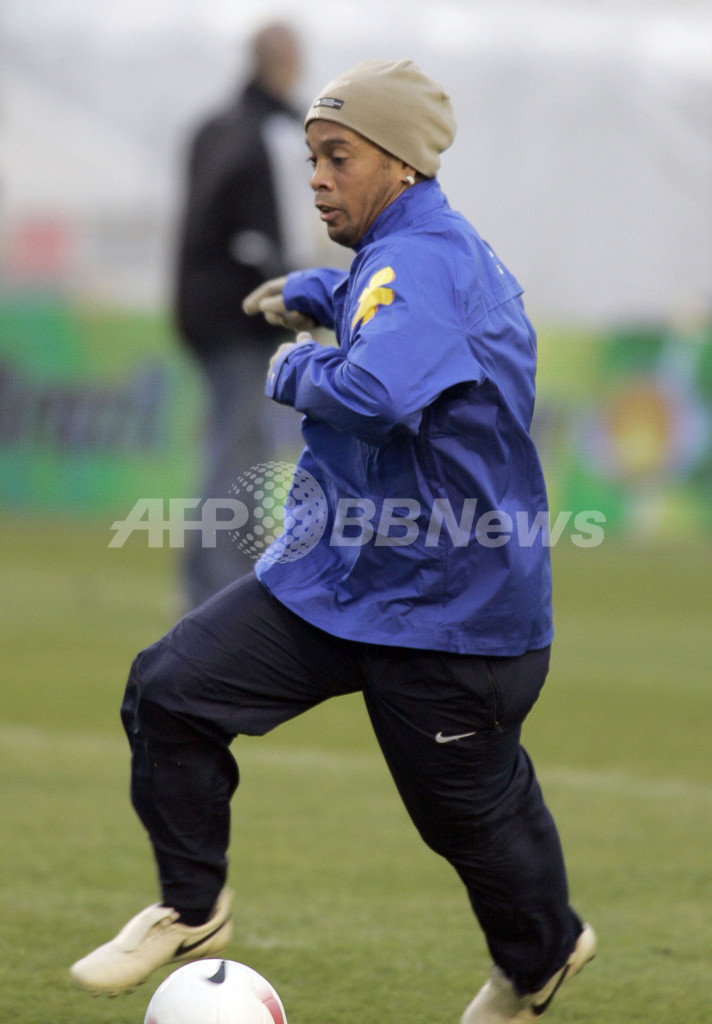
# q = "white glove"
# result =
<box><xmin>242</xmin><ymin>277</ymin><xmax>317</xmax><ymax>333</ymax></box>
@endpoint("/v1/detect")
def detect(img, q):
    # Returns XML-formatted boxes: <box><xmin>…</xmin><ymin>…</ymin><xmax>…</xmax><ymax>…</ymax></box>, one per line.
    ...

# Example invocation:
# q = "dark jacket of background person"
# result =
<box><xmin>174</xmin><ymin>78</ymin><xmax>300</xmax><ymax>354</ymax></box>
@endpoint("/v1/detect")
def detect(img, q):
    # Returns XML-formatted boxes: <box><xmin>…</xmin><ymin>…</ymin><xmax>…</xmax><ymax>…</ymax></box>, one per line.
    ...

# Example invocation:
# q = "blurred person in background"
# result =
<box><xmin>173</xmin><ymin>21</ymin><xmax>314</xmax><ymax>609</ymax></box>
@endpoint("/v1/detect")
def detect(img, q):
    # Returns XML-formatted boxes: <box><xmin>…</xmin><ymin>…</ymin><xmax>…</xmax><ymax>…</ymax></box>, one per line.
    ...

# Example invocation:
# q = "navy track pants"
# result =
<box><xmin>120</xmin><ymin>573</ymin><xmax>582</xmax><ymax>994</ymax></box>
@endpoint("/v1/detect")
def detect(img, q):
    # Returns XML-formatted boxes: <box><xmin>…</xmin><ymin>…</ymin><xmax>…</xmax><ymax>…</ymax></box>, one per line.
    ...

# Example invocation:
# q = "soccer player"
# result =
<box><xmin>71</xmin><ymin>59</ymin><xmax>595</xmax><ymax>1023</ymax></box>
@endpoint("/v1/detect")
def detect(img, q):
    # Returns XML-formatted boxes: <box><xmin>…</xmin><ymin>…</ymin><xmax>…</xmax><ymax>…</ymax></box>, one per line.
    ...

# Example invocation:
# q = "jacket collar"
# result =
<box><xmin>241</xmin><ymin>79</ymin><xmax>300</xmax><ymax>120</ymax></box>
<box><xmin>353</xmin><ymin>178</ymin><xmax>448</xmax><ymax>253</ymax></box>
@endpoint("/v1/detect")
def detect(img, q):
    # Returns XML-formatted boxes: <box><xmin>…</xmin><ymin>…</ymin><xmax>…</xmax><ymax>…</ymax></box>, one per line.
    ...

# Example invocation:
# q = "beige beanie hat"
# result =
<box><xmin>304</xmin><ymin>59</ymin><xmax>456</xmax><ymax>178</ymax></box>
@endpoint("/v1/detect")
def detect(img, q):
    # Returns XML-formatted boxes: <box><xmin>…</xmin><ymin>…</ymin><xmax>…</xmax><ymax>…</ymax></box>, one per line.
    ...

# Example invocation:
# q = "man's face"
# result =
<box><xmin>306</xmin><ymin>121</ymin><xmax>407</xmax><ymax>248</ymax></box>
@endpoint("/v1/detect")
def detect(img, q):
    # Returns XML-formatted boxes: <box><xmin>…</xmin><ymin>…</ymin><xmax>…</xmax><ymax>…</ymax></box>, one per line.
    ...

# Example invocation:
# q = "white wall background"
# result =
<box><xmin>2</xmin><ymin>0</ymin><xmax>711</xmax><ymax>323</ymax></box>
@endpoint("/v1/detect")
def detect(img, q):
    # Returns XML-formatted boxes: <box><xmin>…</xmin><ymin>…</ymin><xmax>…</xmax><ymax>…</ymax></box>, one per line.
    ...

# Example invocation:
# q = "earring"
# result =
<box><xmin>403</xmin><ymin>174</ymin><xmax>415</xmax><ymax>186</ymax></box>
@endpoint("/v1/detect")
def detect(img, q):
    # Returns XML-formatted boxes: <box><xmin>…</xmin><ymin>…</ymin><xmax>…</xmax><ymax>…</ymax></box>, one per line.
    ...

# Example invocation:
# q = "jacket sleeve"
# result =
<box><xmin>270</xmin><ymin>246</ymin><xmax>485</xmax><ymax>445</ymax></box>
<box><xmin>282</xmin><ymin>267</ymin><xmax>346</xmax><ymax>331</ymax></box>
<box><xmin>268</xmin><ymin>342</ymin><xmax>422</xmax><ymax>443</ymax></box>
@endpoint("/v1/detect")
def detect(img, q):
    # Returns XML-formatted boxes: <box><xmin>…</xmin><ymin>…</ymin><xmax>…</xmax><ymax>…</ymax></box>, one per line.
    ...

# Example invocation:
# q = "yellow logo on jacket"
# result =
<box><xmin>351</xmin><ymin>267</ymin><xmax>395</xmax><ymax>329</ymax></box>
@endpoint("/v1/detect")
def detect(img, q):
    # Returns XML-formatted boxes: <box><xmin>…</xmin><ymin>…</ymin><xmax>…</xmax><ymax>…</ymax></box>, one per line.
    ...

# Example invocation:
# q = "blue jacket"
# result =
<box><xmin>257</xmin><ymin>179</ymin><xmax>553</xmax><ymax>656</ymax></box>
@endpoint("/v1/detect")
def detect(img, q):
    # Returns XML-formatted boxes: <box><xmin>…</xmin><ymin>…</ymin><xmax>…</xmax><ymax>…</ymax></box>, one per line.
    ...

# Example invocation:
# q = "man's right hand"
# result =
<box><xmin>243</xmin><ymin>277</ymin><xmax>317</xmax><ymax>333</ymax></box>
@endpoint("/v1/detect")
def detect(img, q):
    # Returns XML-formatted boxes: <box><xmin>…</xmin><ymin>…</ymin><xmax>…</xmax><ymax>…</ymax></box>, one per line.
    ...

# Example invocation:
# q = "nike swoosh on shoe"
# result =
<box><xmin>174</xmin><ymin>918</ymin><xmax>231</xmax><ymax>959</ymax></box>
<box><xmin>531</xmin><ymin>965</ymin><xmax>570</xmax><ymax>1016</ymax></box>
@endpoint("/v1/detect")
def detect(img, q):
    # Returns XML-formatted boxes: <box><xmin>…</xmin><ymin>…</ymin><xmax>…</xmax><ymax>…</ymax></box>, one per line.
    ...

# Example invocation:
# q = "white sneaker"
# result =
<box><xmin>70</xmin><ymin>889</ymin><xmax>233</xmax><ymax>995</ymax></box>
<box><xmin>462</xmin><ymin>923</ymin><xmax>597</xmax><ymax>1023</ymax></box>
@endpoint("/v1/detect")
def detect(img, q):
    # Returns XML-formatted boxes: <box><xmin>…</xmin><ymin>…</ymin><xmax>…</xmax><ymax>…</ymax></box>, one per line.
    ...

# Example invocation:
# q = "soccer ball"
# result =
<box><xmin>144</xmin><ymin>959</ymin><xmax>287</xmax><ymax>1024</ymax></box>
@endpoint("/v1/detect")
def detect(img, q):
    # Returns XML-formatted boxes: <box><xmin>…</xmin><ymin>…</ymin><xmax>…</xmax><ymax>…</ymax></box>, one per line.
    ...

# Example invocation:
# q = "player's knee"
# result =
<box><xmin>123</xmin><ymin>639</ymin><xmax>190</xmax><ymax>727</ymax></box>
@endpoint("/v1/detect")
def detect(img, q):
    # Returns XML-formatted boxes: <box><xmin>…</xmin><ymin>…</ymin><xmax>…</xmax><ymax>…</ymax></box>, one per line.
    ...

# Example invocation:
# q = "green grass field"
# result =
<box><xmin>1</xmin><ymin>514</ymin><xmax>711</xmax><ymax>1023</ymax></box>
